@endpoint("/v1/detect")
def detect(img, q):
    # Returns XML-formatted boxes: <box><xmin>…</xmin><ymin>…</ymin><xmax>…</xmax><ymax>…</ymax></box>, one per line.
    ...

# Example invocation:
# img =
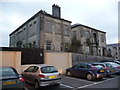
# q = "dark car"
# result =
<box><xmin>66</xmin><ymin>63</ymin><xmax>106</xmax><ymax>80</ymax></box>
<box><xmin>103</xmin><ymin>62</ymin><xmax>120</xmax><ymax>74</ymax></box>
<box><xmin>0</xmin><ymin>67</ymin><xmax>25</xmax><ymax>89</ymax></box>
<box><xmin>91</xmin><ymin>63</ymin><xmax>116</xmax><ymax>76</ymax></box>
<box><xmin>101</xmin><ymin>60</ymin><xmax>120</xmax><ymax>65</ymax></box>
<box><xmin>22</xmin><ymin>64</ymin><xmax>61</xmax><ymax>88</ymax></box>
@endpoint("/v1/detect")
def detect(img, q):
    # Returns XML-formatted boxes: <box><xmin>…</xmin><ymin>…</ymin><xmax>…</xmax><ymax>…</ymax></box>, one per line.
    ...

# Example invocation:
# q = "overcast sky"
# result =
<box><xmin>0</xmin><ymin>0</ymin><xmax>119</xmax><ymax>47</ymax></box>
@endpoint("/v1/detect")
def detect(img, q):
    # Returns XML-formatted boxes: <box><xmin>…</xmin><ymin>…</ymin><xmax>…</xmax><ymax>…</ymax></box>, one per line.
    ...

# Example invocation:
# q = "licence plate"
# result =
<box><xmin>49</xmin><ymin>76</ymin><xmax>57</xmax><ymax>79</ymax></box>
<box><xmin>111</xmin><ymin>70</ymin><xmax>115</xmax><ymax>72</ymax></box>
<box><xmin>100</xmin><ymin>70</ymin><xmax>104</xmax><ymax>72</ymax></box>
<box><xmin>3</xmin><ymin>81</ymin><xmax>16</xmax><ymax>85</ymax></box>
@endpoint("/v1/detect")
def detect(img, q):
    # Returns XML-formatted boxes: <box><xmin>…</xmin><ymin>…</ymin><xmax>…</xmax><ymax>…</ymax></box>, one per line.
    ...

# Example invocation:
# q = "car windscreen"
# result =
<box><xmin>115</xmin><ymin>61</ymin><xmax>120</xmax><ymax>64</ymax></box>
<box><xmin>91</xmin><ymin>64</ymin><xmax>103</xmax><ymax>68</ymax></box>
<box><xmin>107</xmin><ymin>62</ymin><xmax>120</xmax><ymax>67</ymax></box>
<box><xmin>41</xmin><ymin>66</ymin><xmax>58</xmax><ymax>73</ymax></box>
<box><xmin>105</xmin><ymin>63</ymin><xmax>112</xmax><ymax>67</ymax></box>
<box><xmin>0</xmin><ymin>67</ymin><xmax>17</xmax><ymax>76</ymax></box>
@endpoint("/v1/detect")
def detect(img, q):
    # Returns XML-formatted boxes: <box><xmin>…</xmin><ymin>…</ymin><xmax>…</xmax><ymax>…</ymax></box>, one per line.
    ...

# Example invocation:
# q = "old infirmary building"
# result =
<box><xmin>10</xmin><ymin>4</ymin><xmax>107</xmax><ymax>56</ymax></box>
<box><xmin>71</xmin><ymin>24</ymin><xmax>106</xmax><ymax>56</ymax></box>
<box><xmin>9</xmin><ymin>4</ymin><xmax>72</xmax><ymax>52</ymax></box>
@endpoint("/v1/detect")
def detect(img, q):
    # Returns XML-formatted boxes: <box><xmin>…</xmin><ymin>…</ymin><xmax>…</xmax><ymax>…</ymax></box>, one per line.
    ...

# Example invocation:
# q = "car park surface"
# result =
<box><xmin>0</xmin><ymin>67</ymin><xmax>25</xmax><ymax>89</ymax></box>
<box><xmin>22</xmin><ymin>64</ymin><xmax>61</xmax><ymax>88</ymax></box>
<box><xmin>66</xmin><ymin>63</ymin><xmax>106</xmax><ymax>80</ymax></box>
<box><xmin>25</xmin><ymin>74</ymin><xmax>120</xmax><ymax>89</ymax></box>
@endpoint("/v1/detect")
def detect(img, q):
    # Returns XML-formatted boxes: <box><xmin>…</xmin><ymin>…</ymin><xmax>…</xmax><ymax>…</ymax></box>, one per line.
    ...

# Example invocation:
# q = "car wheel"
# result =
<box><xmin>34</xmin><ymin>80</ymin><xmax>40</xmax><ymax>88</ymax></box>
<box><xmin>66</xmin><ymin>71</ymin><xmax>71</xmax><ymax>77</ymax></box>
<box><xmin>86</xmin><ymin>74</ymin><xmax>93</xmax><ymax>80</ymax></box>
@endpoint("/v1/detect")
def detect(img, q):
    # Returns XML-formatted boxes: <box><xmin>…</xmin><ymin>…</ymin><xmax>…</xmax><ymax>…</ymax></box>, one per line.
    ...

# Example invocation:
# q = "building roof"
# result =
<box><xmin>9</xmin><ymin>10</ymin><xmax>72</xmax><ymax>36</ymax></box>
<box><xmin>71</xmin><ymin>23</ymin><xmax>106</xmax><ymax>33</ymax></box>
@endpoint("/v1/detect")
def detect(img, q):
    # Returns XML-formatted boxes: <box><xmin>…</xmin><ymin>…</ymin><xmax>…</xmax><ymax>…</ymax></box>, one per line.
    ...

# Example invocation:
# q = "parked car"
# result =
<box><xmin>0</xmin><ymin>67</ymin><xmax>25</xmax><ymax>89</ymax></box>
<box><xmin>102</xmin><ymin>62</ymin><xmax>120</xmax><ymax>74</ymax></box>
<box><xmin>66</xmin><ymin>63</ymin><xmax>106</xmax><ymax>80</ymax></box>
<box><xmin>91</xmin><ymin>63</ymin><xmax>116</xmax><ymax>76</ymax></box>
<box><xmin>101</xmin><ymin>60</ymin><xmax>120</xmax><ymax>65</ymax></box>
<box><xmin>22</xmin><ymin>64</ymin><xmax>61</xmax><ymax>88</ymax></box>
<box><xmin>112</xmin><ymin>60</ymin><xmax>120</xmax><ymax>65</ymax></box>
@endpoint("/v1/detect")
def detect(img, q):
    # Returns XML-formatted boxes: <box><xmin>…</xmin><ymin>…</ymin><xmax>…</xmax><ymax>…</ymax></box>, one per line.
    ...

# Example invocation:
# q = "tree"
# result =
<box><xmin>68</xmin><ymin>38</ymin><xmax>82</xmax><ymax>53</ymax></box>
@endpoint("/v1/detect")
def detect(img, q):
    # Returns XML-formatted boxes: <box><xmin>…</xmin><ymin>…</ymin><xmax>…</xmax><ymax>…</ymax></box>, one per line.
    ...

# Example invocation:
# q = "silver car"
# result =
<box><xmin>22</xmin><ymin>64</ymin><xmax>61</xmax><ymax>88</ymax></box>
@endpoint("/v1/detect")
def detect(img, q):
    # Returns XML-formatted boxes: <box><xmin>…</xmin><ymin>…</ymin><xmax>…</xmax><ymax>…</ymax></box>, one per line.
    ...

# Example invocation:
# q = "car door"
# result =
<box><xmin>71</xmin><ymin>64</ymin><xmax>82</xmax><ymax>77</ymax></box>
<box><xmin>30</xmin><ymin>66</ymin><xmax>39</xmax><ymax>83</ymax></box>
<box><xmin>22</xmin><ymin>66</ymin><xmax>35</xmax><ymax>82</ymax></box>
<box><xmin>78</xmin><ymin>64</ymin><xmax>88</xmax><ymax>77</ymax></box>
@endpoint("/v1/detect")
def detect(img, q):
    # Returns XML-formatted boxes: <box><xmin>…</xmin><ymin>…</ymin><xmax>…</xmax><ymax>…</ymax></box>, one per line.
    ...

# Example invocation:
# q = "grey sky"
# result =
<box><xmin>0</xmin><ymin>0</ymin><xmax>119</xmax><ymax>47</ymax></box>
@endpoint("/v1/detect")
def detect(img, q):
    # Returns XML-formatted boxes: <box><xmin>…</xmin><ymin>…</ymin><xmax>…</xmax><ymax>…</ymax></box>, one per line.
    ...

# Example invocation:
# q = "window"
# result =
<box><xmin>46</xmin><ymin>20</ymin><xmax>52</xmax><ymax>33</ymax></box>
<box><xmin>101</xmin><ymin>35</ymin><xmax>104</xmax><ymax>42</ymax></box>
<box><xmin>55</xmin><ymin>23</ymin><xmax>61</xmax><ymax>34</ymax></box>
<box><xmin>41</xmin><ymin>66</ymin><xmax>58</xmax><ymax>73</ymax></box>
<box><xmin>64</xmin><ymin>25</ymin><xmax>69</xmax><ymax>36</ymax></box>
<box><xmin>113</xmin><ymin>47</ymin><xmax>117</xmax><ymax>50</ymax></box>
<box><xmin>32</xmin><ymin>66</ymin><xmax>39</xmax><ymax>72</ymax></box>
<box><xmin>33</xmin><ymin>41</ymin><xmax>36</xmax><ymax>48</ymax></box>
<box><xmin>46</xmin><ymin>41</ymin><xmax>51</xmax><ymax>50</ymax></box>
<box><xmin>34</xmin><ymin>21</ymin><xmax>36</xmax><ymax>24</ymax></box>
<box><xmin>80</xmin><ymin>64</ymin><xmax>87</xmax><ymax>68</ymax></box>
<box><xmin>73</xmin><ymin>64</ymin><xmax>81</xmax><ymax>68</ymax></box>
<box><xmin>29</xmin><ymin>24</ymin><xmax>32</xmax><ymax>27</ymax></box>
<box><xmin>25</xmin><ymin>66</ymin><xmax>35</xmax><ymax>72</ymax></box>
<box><xmin>0</xmin><ymin>67</ymin><xmax>17</xmax><ymax>76</ymax></box>
<box><xmin>85</xmin><ymin>31</ymin><xmax>89</xmax><ymax>38</ymax></box>
<box><xmin>73</xmin><ymin>31</ymin><xmax>76</xmax><ymax>39</ymax></box>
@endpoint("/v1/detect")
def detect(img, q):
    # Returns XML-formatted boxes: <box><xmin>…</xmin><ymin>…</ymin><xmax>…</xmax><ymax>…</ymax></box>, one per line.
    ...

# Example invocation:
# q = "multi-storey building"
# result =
<box><xmin>9</xmin><ymin>4</ymin><xmax>72</xmax><ymax>52</ymax></box>
<box><xmin>71</xmin><ymin>24</ymin><xmax>106</xmax><ymax>56</ymax></box>
<box><xmin>107</xmin><ymin>43</ymin><xmax>120</xmax><ymax>60</ymax></box>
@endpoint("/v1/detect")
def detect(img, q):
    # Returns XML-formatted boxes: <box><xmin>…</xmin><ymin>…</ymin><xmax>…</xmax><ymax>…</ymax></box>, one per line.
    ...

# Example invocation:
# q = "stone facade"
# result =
<box><xmin>107</xmin><ymin>43</ymin><xmax>120</xmax><ymax>60</ymax></box>
<box><xmin>9</xmin><ymin>5</ymin><xmax>72</xmax><ymax>52</ymax></box>
<box><xmin>71</xmin><ymin>24</ymin><xmax>106</xmax><ymax>56</ymax></box>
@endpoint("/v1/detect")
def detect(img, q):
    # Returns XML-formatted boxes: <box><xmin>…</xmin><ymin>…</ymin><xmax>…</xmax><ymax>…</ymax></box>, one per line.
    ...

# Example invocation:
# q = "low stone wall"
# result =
<box><xmin>72</xmin><ymin>53</ymin><xmax>114</xmax><ymax>65</ymax></box>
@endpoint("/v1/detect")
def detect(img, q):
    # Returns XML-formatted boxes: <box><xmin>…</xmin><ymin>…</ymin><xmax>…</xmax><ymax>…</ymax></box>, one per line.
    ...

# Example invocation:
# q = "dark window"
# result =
<box><xmin>0</xmin><ymin>67</ymin><xmax>17</xmax><ymax>76</ymax></box>
<box><xmin>113</xmin><ymin>47</ymin><xmax>117</xmax><ymax>50</ymax></box>
<box><xmin>93</xmin><ymin>33</ymin><xmax>97</xmax><ymax>44</ymax></box>
<box><xmin>41</xmin><ymin>66</ymin><xmax>58</xmax><ymax>73</ymax></box>
<box><xmin>74</xmin><ymin>64</ymin><xmax>81</xmax><ymax>68</ymax></box>
<box><xmin>64</xmin><ymin>25</ymin><xmax>69</xmax><ymax>36</ymax></box>
<box><xmin>33</xmin><ymin>66</ymin><xmax>39</xmax><ymax>72</ymax></box>
<box><xmin>101</xmin><ymin>35</ymin><xmax>104</xmax><ymax>42</ymax></box>
<box><xmin>33</xmin><ymin>41</ymin><xmax>36</xmax><ymax>48</ymax></box>
<box><xmin>25</xmin><ymin>66</ymin><xmax>35</xmax><ymax>72</ymax></box>
<box><xmin>34</xmin><ymin>21</ymin><xmax>36</xmax><ymax>24</ymax></box>
<box><xmin>46</xmin><ymin>20</ymin><xmax>52</xmax><ymax>33</ymax></box>
<box><xmin>29</xmin><ymin>24</ymin><xmax>32</xmax><ymax>27</ymax></box>
<box><xmin>56</xmin><ymin>23</ymin><xmax>61</xmax><ymax>34</ymax></box>
<box><xmin>73</xmin><ymin>31</ymin><xmax>76</xmax><ymax>39</ymax></box>
<box><xmin>46</xmin><ymin>41</ymin><xmax>51</xmax><ymax>50</ymax></box>
<box><xmin>80</xmin><ymin>64</ymin><xmax>87</xmax><ymax>68</ymax></box>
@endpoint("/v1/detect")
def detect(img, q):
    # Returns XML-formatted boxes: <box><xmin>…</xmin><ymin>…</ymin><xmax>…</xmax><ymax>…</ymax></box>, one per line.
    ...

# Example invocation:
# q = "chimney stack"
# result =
<box><xmin>52</xmin><ymin>4</ymin><xmax>61</xmax><ymax>18</ymax></box>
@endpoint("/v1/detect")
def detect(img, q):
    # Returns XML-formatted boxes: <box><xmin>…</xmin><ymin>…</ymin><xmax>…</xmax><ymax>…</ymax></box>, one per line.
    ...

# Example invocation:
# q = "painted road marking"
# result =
<box><xmin>77</xmin><ymin>76</ymin><xmax>120</xmax><ymax>89</ymax></box>
<box><xmin>64</xmin><ymin>76</ymin><xmax>93</xmax><ymax>83</ymax></box>
<box><xmin>60</xmin><ymin>83</ymin><xmax>74</xmax><ymax>88</ymax></box>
